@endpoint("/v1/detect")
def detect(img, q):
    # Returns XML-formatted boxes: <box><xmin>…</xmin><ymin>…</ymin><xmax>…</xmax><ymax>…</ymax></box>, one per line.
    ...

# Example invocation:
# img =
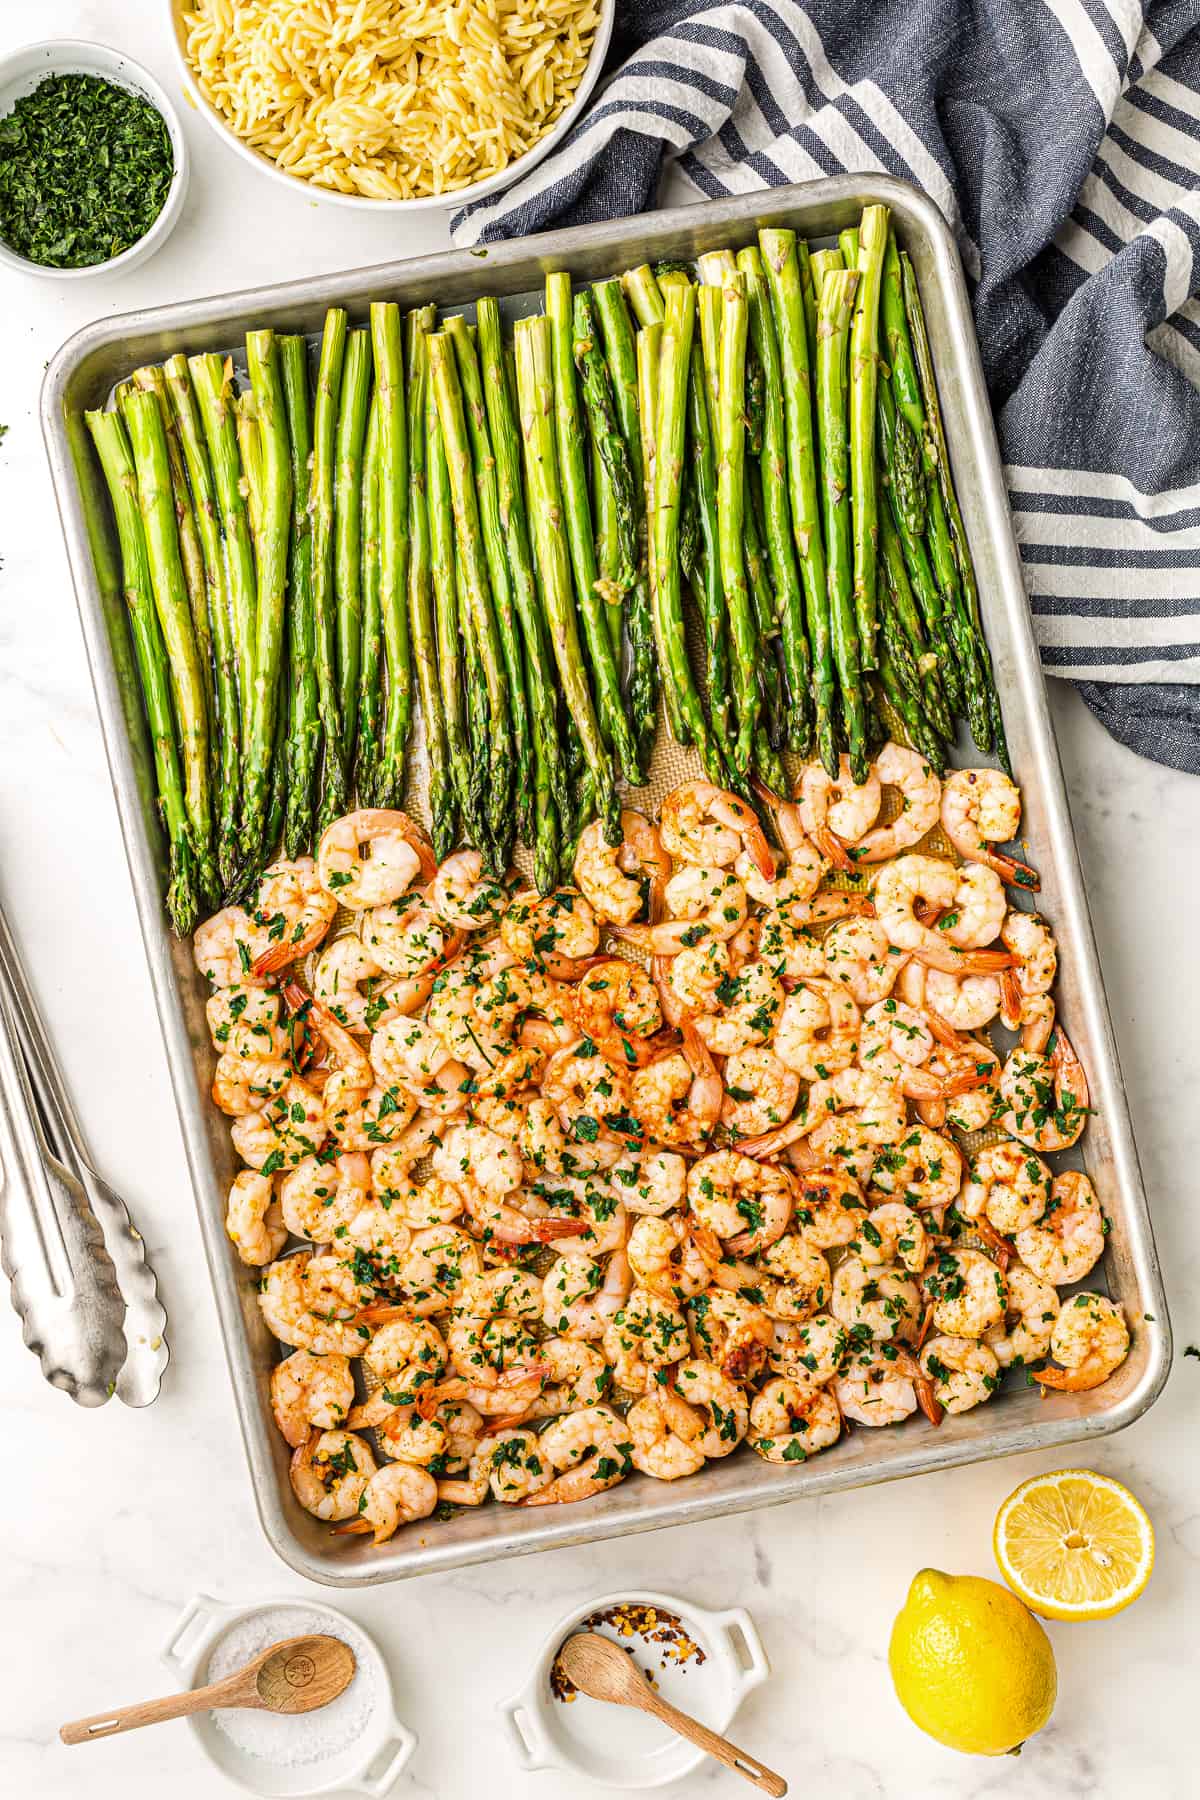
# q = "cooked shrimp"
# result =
<box><xmin>333</xmin><ymin>1462</ymin><xmax>438</xmax><ymax>1542</ymax></box>
<box><xmin>757</xmin><ymin>1233</ymin><xmax>832</xmax><ymax>1321</ymax></box>
<box><xmin>313</xmin><ymin>932</ymin><xmax>424</xmax><ymax>1034</ymax></box>
<box><xmin>898</xmin><ymin>958</ymin><xmax>1001</xmax><ymax>1032</ymax></box>
<box><xmin>194</xmin><ymin>906</ymin><xmax>273</xmax><ymax>988</ymax></box>
<box><xmin>984</xmin><ymin>1262</ymin><xmax>1060</xmax><ymax>1368</ymax></box>
<box><xmin>821</xmin><ymin>916</ymin><xmax>905</xmax><ymax>1005</ymax></box>
<box><xmin>521</xmin><ymin>1406</ymin><xmax>632</xmax><ymax>1505</ymax></box>
<box><xmin>686</xmin><ymin>1289</ymin><xmax>773</xmax><ymax>1382</ymax></box>
<box><xmin>773</xmin><ymin>982</ymin><xmax>862</xmax><ymax>1083</ymax></box>
<box><xmin>939</xmin><ymin>863</ymin><xmax>1007</xmax><ymax>951</ymax></box>
<box><xmin>940</xmin><ymin>769</ymin><xmax>1038</xmax><ymax>889</ymax></box>
<box><xmin>1035</xmin><ymin>1292</ymin><xmax>1129</xmax><ymax>1392</ymax></box>
<box><xmin>270</xmin><ymin>1351</ymin><xmax>355</xmax><ymax>1447</ymax></box>
<box><xmin>693</xmin><ymin>959</ymin><xmax>784</xmax><ymax>1056</ymax></box>
<box><xmin>660</xmin><ymin>864</ymin><xmax>750</xmax><ymax>945</ymax></box>
<box><xmin>925</xmin><ymin>1247</ymin><xmax>1008</xmax><ymax>1338</ymax></box>
<box><xmin>290</xmin><ymin>1429</ymin><xmax>376</xmax><ymax>1521</ymax></box>
<box><xmin>602</xmin><ymin>1286</ymin><xmax>690</xmax><ymax>1389</ymax></box>
<box><xmin>542</xmin><ymin>1039</ymin><xmax>636</xmax><ymax>1146</ymax></box>
<box><xmin>279</xmin><ymin>1151</ymin><xmax>372</xmax><ymax>1243</ymax></box>
<box><xmin>660</xmin><ymin>779</ymin><xmax>774</xmax><ymax>878</ymax></box>
<box><xmin>225</xmin><ymin>1169</ymin><xmax>287</xmax><ymax>1267</ymax></box>
<box><xmin>370</xmin><ymin>1014</ymin><xmax>468</xmax><ymax>1109</ymax></box>
<box><xmin>831</xmin><ymin>1256</ymin><xmax>921</xmax><ymax>1343</ymax></box>
<box><xmin>999</xmin><ymin>909</ymin><xmax>1058</xmax><ymax>1033</ymax></box>
<box><xmin>1013</xmin><ymin>1170</ymin><xmax>1105</xmax><ymax>1285</ymax></box>
<box><xmin>833</xmin><ymin>1348</ymin><xmax>919</xmax><ymax>1426</ymax></box>
<box><xmin>250</xmin><ymin>858</ymin><xmax>339</xmax><ymax>976</ymax></box>
<box><xmin>627</xmin><ymin>1394</ymin><xmax>706</xmax><ymax>1480</ymax></box>
<box><xmin>630</xmin><ymin>1023</ymin><xmax>723</xmax><ymax>1152</ymax></box>
<box><xmin>364</xmin><ymin>1315</ymin><xmax>448</xmax><ymax>1404</ymax></box>
<box><xmin>737</xmin><ymin>790</ymin><xmax>826</xmax><ymax>911</ymax></box>
<box><xmin>574</xmin><ymin>810</ymin><xmax>671</xmax><ymax>925</ymax></box>
<box><xmin>258</xmin><ymin>1250</ymin><xmax>374</xmax><ymax>1355</ymax></box>
<box><xmin>628</xmin><ymin>1213</ymin><xmax>718</xmax><ymax>1302</ymax></box>
<box><xmin>960</xmin><ymin>1140</ymin><xmax>1051</xmax><ymax>1237</ymax></box>
<box><xmin>869</xmin><ymin>1126</ymin><xmax>962</xmax><ymax>1214</ymax></box>
<box><xmin>1001</xmin><ymin>1029</ymin><xmax>1089</xmax><ymax>1151</ymax></box>
<box><xmin>433</xmin><ymin>1119</ymin><xmax>523</xmax><ymax>1201</ymax></box>
<box><xmin>395</xmin><ymin>1225</ymin><xmax>482</xmax><ymax>1316</ymax></box>
<box><xmin>687</xmin><ymin>1150</ymin><xmax>792</xmax><ymax>1249</ymax></box>
<box><xmin>429</xmin><ymin>851</ymin><xmax>508</xmax><ymax>932</ymax></box>
<box><xmin>501</xmin><ymin>888</ymin><xmax>599</xmax><ymax>978</ymax></box>
<box><xmin>799</xmin><ymin>756</ymin><xmax>882</xmax><ymax>868</ymax></box>
<box><xmin>791</xmin><ymin>1168</ymin><xmax>869</xmax><ymax>1247</ymax></box>
<box><xmin>920</xmin><ymin>1335</ymin><xmax>1000</xmax><ymax>1414</ymax></box>
<box><xmin>768</xmin><ymin>1313</ymin><xmax>847</xmax><ymax>1385</ymax></box>
<box><xmin>661</xmin><ymin>938</ymin><xmax>732</xmax><ymax>1016</ymax></box>
<box><xmin>610</xmin><ymin>1150</ymin><xmax>688</xmax><ymax>1218</ymax></box>
<box><xmin>524</xmin><ymin>1339</ymin><xmax>612</xmax><ymax>1418</ymax></box>
<box><xmin>852</xmin><ymin>1202</ymin><xmax>929</xmax><ymax>1275</ymax></box>
<box><xmin>206</xmin><ymin>985</ymin><xmax>282</xmax><ymax>1050</ymax></box>
<box><xmin>317</xmin><ymin>809</ymin><xmax>435</xmax><ymax>910</ymax></box>
<box><xmin>659</xmin><ymin>1359</ymin><xmax>749</xmax><ymax>1458</ymax></box>
<box><xmin>478</xmin><ymin>1428</ymin><xmax>555</xmax><ymax>1502</ymax></box>
<box><xmin>871</xmin><ymin>856</ymin><xmax>1013</xmax><ymax>977</ymax></box>
<box><xmin>231</xmin><ymin>1078</ymin><xmax>329</xmax><ymax>1170</ymax></box>
<box><xmin>749</xmin><ymin>1377</ymin><xmax>841</xmax><ymax>1461</ymax></box>
<box><xmin>721</xmin><ymin>1046</ymin><xmax>800</xmax><ymax>1139</ymax></box>
<box><xmin>757</xmin><ymin>911</ymin><xmax>829</xmax><ymax>983</ymax></box>
<box><xmin>853</xmin><ymin>743</ymin><xmax>941</xmax><ymax>863</ymax></box>
<box><xmin>574</xmin><ymin>959</ymin><xmax>663</xmax><ymax>1069</ymax></box>
<box><xmin>360</xmin><ymin>891</ymin><xmax>460</xmax><ymax>983</ymax></box>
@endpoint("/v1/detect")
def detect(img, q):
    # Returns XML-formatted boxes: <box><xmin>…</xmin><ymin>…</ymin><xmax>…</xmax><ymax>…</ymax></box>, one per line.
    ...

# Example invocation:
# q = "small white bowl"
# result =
<box><xmin>0</xmin><ymin>39</ymin><xmax>188</xmax><ymax>280</ymax></box>
<box><xmin>166</xmin><ymin>0</ymin><xmax>614</xmax><ymax>214</ymax></box>
<box><xmin>497</xmin><ymin>1590</ymin><xmax>771</xmax><ymax>1790</ymax></box>
<box><xmin>161</xmin><ymin>1592</ymin><xmax>417</xmax><ymax>1798</ymax></box>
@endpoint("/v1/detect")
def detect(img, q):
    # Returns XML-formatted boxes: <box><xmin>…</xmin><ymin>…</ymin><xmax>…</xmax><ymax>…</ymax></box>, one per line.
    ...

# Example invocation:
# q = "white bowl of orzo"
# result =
<box><xmin>169</xmin><ymin>0</ymin><xmax>615</xmax><ymax>213</ymax></box>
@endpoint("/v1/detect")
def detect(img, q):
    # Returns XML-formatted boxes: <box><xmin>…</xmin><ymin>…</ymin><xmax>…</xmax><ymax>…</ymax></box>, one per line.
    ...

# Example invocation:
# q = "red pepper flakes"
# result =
<box><xmin>550</xmin><ymin>1602</ymin><xmax>706</xmax><ymax>1701</ymax></box>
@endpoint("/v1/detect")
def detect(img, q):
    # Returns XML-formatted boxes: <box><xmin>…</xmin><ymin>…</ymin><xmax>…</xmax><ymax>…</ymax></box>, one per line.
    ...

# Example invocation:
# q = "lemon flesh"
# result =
<box><xmin>994</xmin><ymin>1468</ymin><xmax>1154</xmax><ymax>1620</ymax></box>
<box><xmin>889</xmin><ymin>1568</ymin><xmax>1056</xmax><ymax>1756</ymax></box>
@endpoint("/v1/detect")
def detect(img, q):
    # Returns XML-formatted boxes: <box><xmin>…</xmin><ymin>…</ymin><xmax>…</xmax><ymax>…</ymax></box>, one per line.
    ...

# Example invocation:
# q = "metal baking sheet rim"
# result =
<box><xmin>41</xmin><ymin>174</ymin><xmax>1171</xmax><ymax>1587</ymax></box>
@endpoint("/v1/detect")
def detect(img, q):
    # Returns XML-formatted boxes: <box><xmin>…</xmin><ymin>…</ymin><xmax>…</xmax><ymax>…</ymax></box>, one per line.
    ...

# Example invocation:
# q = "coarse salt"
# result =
<box><xmin>205</xmin><ymin>1605</ymin><xmax>377</xmax><ymax>1766</ymax></box>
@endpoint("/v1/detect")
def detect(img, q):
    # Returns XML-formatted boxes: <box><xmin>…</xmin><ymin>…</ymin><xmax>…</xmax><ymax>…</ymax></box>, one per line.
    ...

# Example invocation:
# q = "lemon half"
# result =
<box><xmin>994</xmin><ymin>1468</ymin><xmax>1154</xmax><ymax>1621</ymax></box>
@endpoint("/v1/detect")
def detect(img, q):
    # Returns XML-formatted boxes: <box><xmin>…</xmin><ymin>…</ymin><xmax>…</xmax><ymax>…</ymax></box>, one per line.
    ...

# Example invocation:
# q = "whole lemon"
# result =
<box><xmin>888</xmin><ymin>1569</ymin><xmax>1057</xmax><ymax>1756</ymax></box>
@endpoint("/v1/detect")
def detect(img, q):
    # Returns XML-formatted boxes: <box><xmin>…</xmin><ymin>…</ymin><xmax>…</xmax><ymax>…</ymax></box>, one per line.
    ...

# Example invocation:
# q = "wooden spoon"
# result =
<box><xmin>60</xmin><ymin>1634</ymin><xmax>355</xmax><ymax>1746</ymax></box>
<box><xmin>556</xmin><ymin>1631</ymin><xmax>787</xmax><ymax>1796</ymax></box>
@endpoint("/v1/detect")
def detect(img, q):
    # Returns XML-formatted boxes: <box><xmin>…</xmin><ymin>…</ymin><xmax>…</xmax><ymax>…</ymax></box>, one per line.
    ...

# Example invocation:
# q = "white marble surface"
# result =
<box><xmin>2</xmin><ymin>5</ymin><xmax>1199</xmax><ymax>1797</ymax></box>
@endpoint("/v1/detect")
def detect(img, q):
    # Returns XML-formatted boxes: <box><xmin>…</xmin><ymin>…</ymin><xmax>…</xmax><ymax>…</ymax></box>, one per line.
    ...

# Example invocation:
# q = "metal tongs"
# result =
<box><xmin>0</xmin><ymin>901</ymin><xmax>168</xmax><ymax>1405</ymax></box>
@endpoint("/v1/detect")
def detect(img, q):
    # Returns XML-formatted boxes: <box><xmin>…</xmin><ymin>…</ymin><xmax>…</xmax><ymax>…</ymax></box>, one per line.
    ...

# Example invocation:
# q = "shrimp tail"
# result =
<box><xmin>330</xmin><ymin>1518</ymin><xmax>374</xmax><ymax>1536</ymax></box>
<box><xmin>914</xmin><ymin>1376</ymin><xmax>945</xmax><ymax>1427</ymax></box>
<box><xmin>1035</xmin><ymin>1362</ymin><xmax>1107</xmax><ymax>1393</ymax></box>
<box><xmin>913</xmin><ymin>944</ymin><xmax>1016</xmax><ymax>976</ymax></box>
<box><xmin>986</xmin><ymin>848</ymin><xmax>1040</xmax><ymax>892</ymax></box>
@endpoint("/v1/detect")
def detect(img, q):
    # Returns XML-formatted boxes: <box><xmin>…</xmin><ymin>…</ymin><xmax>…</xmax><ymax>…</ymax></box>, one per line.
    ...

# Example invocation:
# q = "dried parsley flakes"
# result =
<box><xmin>0</xmin><ymin>73</ymin><xmax>173</xmax><ymax>268</ymax></box>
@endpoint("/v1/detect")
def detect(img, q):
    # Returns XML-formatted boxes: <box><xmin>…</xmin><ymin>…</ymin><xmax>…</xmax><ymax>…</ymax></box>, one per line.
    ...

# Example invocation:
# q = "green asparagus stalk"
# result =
<box><xmin>332</xmin><ymin>328</ymin><xmax>373</xmax><ymax>774</ymax></box>
<box><xmin>371</xmin><ymin>302</ymin><xmax>416</xmax><ymax>806</ymax></box>
<box><xmin>530</xmin><ymin>727</ymin><xmax>560</xmax><ymax>895</ymax></box>
<box><xmin>592</xmin><ymin>434</ymin><xmax>625</xmax><ymax>657</ymax></box>
<box><xmin>429</xmin><ymin>329</ymin><xmax>513</xmax><ymax>863</ymax></box>
<box><xmin>446</xmin><ymin>312</ymin><xmax>534</xmax><ymax>847</ymax></box>
<box><xmin>839</xmin><ymin>227</ymin><xmax>860</xmax><ymax>269</ymax></box>
<box><xmin>121</xmin><ymin>386</ymin><xmax>219</xmax><ymax>907</ymax></box>
<box><xmin>847</xmin><ymin>204</ymin><xmax>889</xmax><ymax>669</ymax></box>
<box><xmin>457</xmin><ymin>557</ymin><xmax>492</xmax><ymax>858</ymax></box>
<box><xmin>355</xmin><ymin>396</ymin><xmax>383</xmax><ymax>805</ymax></box>
<box><xmin>573</xmin><ymin>288</ymin><xmax>637</xmax><ymax>595</ymax></box>
<box><xmin>277</xmin><ymin>335</ymin><xmax>321</xmax><ymax>858</ymax></box>
<box><xmin>809</xmin><ymin>246</ymin><xmax>844</xmax><ymax>299</ymax></box>
<box><xmin>403</xmin><ymin>308</ymin><xmax>454</xmax><ymax>850</ymax></box>
<box><xmin>816</xmin><ymin>268</ymin><xmax>869</xmax><ymax>780</ymax></box>
<box><xmin>514</xmin><ymin>314</ymin><xmax>619</xmax><ymax>843</ymax></box>
<box><xmin>189</xmin><ymin>353</ymin><xmax>257</xmax><ymax>755</ymax></box>
<box><xmin>87</xmin><ymin>406</ymin><xmax>197</xmax><ymax>933</ymax></box>
<box><xmin>476</xmin><ymin>296</ymin><xmax>571</xmax><ymax>836</ymax></box>
<box><xmin>901</xmin><ymin>251</ymin><xmax>1010</xmax><ymax>771</ymax></box>
<box><xmin>426</xmin><ymin>361</ymin><xmax>479</xmax><ymax>848</ymax></box>
<box><xmin>878</xmin><ymin>506</ymin><xmax>954</xmax><ymax>742</ymax></box>
<box><xmin>264</xmin><ymin>653</ymin><xmax>289</xmax><ymax>853</ymax></box>
<box><xmin>235</xmin><ymin>390</ymin><xmax>263</xmax><ymax>544</ymax></box>
<box><xmin>131</xmin><ymin>365</ymin><xmax>213</xmax><ymax>758</ymax></box>
<box><xmin>622</xmin><ymin>264</ymin><xmax>666</xmax><ymax>329</ymax></box>
<box><xmin>240</xmin><ymin>328</ymin><xmax>293</xmax><ymax>872</ymax></box>
<box><xmin>651</xmin><ymin>285</ymin><xmax>723</xmax><ymax>782</ymax></box>
<box><xmin>545</xmin><ymin>273</ymin><xmax>640</xmax><ymax>784</ymax></box>
<box><xmin>163</xmin><ymin>354</ymin><xmax>241</xmax><ymax>892</ymax></box>
<box><xmin>876</xmin><ymin>376</ymin><xmax>961</xmax><ymax>712</ymax></box>
<box><xmin>797</xmin><ymin>240</ymin><xmax>819</xmax><ymax>374</ymax></box>
<box><xmin>759</xmin><ymin>228</ymin><xmax>837</xmax><ymax>774</ymax></box>
<box><xmin>713</xmin><ymin>269</ymin><xmax>761</xmax><ymax>773</ymax></box>
<box><xmin>310</xmin><ymin>310</ymin><xmax>349</xmax><ymax>830</ymax></box>
<box><xmin>881</xmin><ymin>231</ymin><xmax>924</xmax><ymax>440</ymax></box>
<box><xmin>745</xmin><ymin>472</ymin><xmax>788</xmax><ymax>755</ymax></box>
<box><xmin>684</xmin><ymin>327</ymin><xmax>736</xmax><ymax>771</ymax></box>
<box><xmin>738</xmin><ymin>244</ymin><xmax>812</xmax><ymax>754</ymax></box>
<box><xmin>878</xmin><ymin>372</ymin><xmax>926</xmax><ymax>541</ymax></box>
<box><xmin>874</xmin><ymin>656</ymin><xmax>946</xmax><ymax>775</ymax></box>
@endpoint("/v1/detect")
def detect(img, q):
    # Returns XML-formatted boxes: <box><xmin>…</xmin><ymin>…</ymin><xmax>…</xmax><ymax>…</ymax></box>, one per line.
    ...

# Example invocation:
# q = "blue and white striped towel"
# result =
<box><xmin>452</xmin><ymin>0</ymin><xmax>1200</xmax><ymax>774</ymax></box>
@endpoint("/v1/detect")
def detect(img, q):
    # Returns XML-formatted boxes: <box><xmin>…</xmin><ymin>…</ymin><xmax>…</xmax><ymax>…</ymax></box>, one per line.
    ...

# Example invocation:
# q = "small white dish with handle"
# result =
<box><xmin>161</xmin><ymin>1591</ymin><xmax>416</xmax><ymax>1798</ymax></box>
<box><xmin>497</xmin><ymin>1589</ymin><xmax>771</xmax><ymax>1790</ymax></box>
